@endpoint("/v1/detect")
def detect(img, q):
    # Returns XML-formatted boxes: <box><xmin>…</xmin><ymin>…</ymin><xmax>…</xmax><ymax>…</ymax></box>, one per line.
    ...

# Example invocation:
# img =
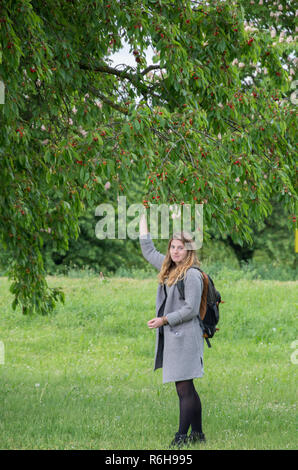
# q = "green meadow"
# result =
<box><xmin>0</xmin><ymin>275</ymin><xmax>297</xmax><ymax>450</ymax></box>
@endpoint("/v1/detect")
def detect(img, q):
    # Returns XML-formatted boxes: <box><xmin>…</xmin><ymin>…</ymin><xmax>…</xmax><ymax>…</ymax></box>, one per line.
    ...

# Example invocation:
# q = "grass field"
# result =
<box><xmin>0</xmin><ymin>275</ymin><xmax>297</xmax><ymax>450</ymax></box>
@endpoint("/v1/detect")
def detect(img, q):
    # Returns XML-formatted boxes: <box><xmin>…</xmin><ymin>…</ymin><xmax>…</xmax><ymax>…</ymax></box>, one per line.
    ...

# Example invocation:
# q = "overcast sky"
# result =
<box><xmin>110</xmin><ymin>42</ymin><xmax>155</xmax><ymax>68</ymax></box>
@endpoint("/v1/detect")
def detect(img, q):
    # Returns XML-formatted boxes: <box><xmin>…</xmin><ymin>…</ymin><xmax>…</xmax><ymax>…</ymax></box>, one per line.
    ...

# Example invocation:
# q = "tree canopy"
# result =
<box><xmin>0</xmin><ymin>0</ymin><xmax>296</xmax><ymax>314</ymax></box>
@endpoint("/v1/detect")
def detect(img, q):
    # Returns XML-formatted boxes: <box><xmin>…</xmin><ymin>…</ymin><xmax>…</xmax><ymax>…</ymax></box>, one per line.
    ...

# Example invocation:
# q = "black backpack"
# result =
<box><xmin>176</xmin><ymin>266</ymin><xmax>221</xmax><ymax>348</ymax></box>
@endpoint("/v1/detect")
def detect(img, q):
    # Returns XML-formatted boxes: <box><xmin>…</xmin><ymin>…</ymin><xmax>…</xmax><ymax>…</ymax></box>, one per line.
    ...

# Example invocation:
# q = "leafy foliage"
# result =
<box><xmin>0</xmin><ymin>0</ymin><xmax>296</xmax><ymax>313</ymax></box>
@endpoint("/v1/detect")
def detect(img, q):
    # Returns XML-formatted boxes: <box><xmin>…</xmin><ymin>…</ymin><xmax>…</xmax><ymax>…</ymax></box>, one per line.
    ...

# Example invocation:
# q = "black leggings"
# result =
<box><xmin>175</xmin><ymin>379</ymin><xmax>203</xmax><ymax>435</ymax></box>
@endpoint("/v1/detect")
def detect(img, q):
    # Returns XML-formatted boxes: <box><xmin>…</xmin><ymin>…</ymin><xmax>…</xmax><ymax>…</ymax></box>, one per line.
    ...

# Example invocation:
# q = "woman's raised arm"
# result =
<box><xmin>139</xmin><ymin>212</ymin><xmax>149</xmax><ymax>237</ymax></box>
<box><xmin>139</xmin><ymin>211</ymin><xmax>165</xmax><ymax>271</ymax></box>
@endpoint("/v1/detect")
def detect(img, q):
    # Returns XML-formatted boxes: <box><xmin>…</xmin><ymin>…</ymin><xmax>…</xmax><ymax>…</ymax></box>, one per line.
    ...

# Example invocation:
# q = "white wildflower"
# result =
<box><xmin>270</xmin><ymin>29</ymin><xmax>276</xmax><ymax>38</ymax></box>
<box><xmin>94</xmin><ymin>99</ymin><xmax>102</xmax><ymax>108</ymax></box>
<box><xmin>78</xmin><ymin>126</ymin><xmax>88</xmax><ymax>137</ymax></box>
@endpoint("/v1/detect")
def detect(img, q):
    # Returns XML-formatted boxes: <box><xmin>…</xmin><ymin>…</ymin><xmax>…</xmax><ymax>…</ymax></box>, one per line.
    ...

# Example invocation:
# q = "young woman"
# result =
<box><xmin>139</xmin><ymin>212</ymin><xmax>206</xmax><ymax>448</ymax></box>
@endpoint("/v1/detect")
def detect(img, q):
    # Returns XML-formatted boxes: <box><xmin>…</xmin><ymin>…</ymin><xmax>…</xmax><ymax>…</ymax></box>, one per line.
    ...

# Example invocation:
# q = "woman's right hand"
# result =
<box><xmin>147</xmin><ymin>317</ymin><xmax>165</xmax><ymax>329</ymax></box>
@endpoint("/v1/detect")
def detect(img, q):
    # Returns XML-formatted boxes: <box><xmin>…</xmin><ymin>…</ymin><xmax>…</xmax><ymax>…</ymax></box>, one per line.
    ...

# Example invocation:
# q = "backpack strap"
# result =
<box><xmin>176</xmin><ymin>266</ymin><xmax>208</xmax><ymax>321</ymax></box>
<box><xmin>199</xmin><ymin>272</ymin><xmax>208</xmax><ymax>321</ymax></box>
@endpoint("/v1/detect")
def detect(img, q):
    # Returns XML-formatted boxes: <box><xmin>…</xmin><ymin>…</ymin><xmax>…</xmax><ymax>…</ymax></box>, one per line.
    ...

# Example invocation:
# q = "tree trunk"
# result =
<box><xmin>226</xmin><ymin>236</ymin><xmax>255</xmax><ymax>266</ymax></box>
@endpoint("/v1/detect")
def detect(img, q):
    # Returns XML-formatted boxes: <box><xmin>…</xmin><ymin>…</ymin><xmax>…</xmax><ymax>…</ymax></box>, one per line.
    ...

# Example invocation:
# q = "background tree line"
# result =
<box><xmin>1</xmin><ymin>184</ymin><xmax>295</xmax><ymax>280</ymax></box>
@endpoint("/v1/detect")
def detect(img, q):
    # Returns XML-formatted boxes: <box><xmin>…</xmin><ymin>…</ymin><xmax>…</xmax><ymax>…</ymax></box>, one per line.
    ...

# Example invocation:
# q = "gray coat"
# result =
<box><xmin>140</xmin><ymin>233</ymin><xmax>204</xmax><ymax>384</ymax></box>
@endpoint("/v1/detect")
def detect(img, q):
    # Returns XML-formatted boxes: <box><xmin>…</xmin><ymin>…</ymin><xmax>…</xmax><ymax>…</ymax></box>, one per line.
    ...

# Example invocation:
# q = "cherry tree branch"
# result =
<box><xmin>80</xmin><ymin>61</ymin><xmax>165</xmax><ymax>104</ymax></box>
<box><xmin>141</xmin><ymin>64</ymin><xmax>162</xmax><ymax>75</ymax></box>
<box><xmin>87</xmin><ymin>85</ymin><xmax>128</xmax><ymax>115</ymax></box>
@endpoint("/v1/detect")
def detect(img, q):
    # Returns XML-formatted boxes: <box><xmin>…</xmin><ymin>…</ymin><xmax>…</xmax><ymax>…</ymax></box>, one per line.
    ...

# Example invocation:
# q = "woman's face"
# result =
<box><xmin>170</xmin><ymin>239</ymin><xmax>188</xmax><ymax>265</ymax></box>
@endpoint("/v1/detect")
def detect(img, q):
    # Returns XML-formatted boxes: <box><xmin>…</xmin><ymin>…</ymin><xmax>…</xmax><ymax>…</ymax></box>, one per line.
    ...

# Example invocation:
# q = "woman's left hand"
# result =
<box><xmin>147</xmin><ymin>317</ymin><xmax>164</xmax><ymax>329</ymax></box>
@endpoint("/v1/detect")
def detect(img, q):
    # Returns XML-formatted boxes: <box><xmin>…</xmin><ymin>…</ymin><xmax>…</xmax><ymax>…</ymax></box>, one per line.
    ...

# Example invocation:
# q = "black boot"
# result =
<box><xmin>188</xmin><ymin>431</ymin><xmax>206</xmax><ymax>444</ymax></box>
<box><xmin>169</xmin><ymin>432</ymin><xmax>188</xmax><ymax>448</ymax></box>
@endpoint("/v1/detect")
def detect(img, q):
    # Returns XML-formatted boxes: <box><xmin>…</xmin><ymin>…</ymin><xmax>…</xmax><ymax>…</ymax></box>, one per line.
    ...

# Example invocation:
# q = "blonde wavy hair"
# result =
<box><xmin>157</xmin><ymin>231</ymin><xmax>201</xmax><ymax>286</ymax></box>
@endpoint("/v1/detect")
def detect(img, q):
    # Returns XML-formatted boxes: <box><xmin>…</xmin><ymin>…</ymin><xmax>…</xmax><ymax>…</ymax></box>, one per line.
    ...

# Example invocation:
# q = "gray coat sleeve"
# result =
<box><xmin>166</xmin><ymin>268</ymin><xmax>203</xmax><ymax>327</ymax></box>
<box><xmin>139</xmin><ymin>233</ymin><xmax>165</xmax><ymax>271</ymax></box>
